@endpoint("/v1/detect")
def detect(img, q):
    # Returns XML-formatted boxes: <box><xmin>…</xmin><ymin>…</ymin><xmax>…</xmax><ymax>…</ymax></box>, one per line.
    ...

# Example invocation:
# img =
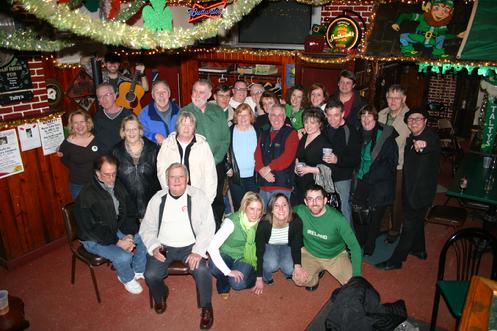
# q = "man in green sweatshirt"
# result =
<box><xmin>293</xmin><ymin>184</ymin><xmax>362</xmax><ymax>291</ymax></box>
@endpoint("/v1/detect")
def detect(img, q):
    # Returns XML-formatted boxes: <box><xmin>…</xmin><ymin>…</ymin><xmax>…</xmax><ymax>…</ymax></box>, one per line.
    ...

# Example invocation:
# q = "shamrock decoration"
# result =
<box><xmin>142</xmin><ymin>0</ymin><xmax>172</xmax><ymax>32</ymax></box>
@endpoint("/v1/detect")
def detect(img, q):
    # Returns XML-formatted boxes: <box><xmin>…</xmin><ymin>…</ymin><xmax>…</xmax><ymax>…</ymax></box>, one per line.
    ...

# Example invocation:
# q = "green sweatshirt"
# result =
<box><xmin>285</xmin><ymin>104</ymin><xmax>304</xmax><ymax>130</ymax></box>
<box><xmin>294</xmin><ymin>204</ymin><xmax>362</xmax><ymax>276</ymax></box>
<box><xmin>181</xmin><ymin>102</ymin><xmax>230</xmax><ymax>164</ymax></box>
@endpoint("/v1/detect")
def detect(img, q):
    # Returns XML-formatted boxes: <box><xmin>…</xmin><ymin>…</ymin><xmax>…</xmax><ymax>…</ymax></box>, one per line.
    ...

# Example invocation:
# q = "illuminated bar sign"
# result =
<box><xmin>188</xmin><ymin>1</ymin><xmax>226</xmax><ymax>23</ymax></box>
<box><xmin>325</xmin><ymin>16</ymin><xmax>361</xmax><ymax>50</ymax></box>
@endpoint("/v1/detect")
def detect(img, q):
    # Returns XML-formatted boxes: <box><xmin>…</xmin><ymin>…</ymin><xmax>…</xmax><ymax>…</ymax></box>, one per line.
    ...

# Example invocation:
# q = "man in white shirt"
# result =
<box><xmin>229</xmin><ymin>80</ymin><xmax>248</xmax><ymax>109</ymax></box>
<box><xmin>139</xmin><ymin>163</ymin><xmax>215</xmax><ymax>329</ymax></box>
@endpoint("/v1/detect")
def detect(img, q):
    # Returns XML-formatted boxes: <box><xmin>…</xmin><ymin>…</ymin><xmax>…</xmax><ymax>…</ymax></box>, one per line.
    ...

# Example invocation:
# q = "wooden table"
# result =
<box><xmin>446</xmin><ymin>152</ymin><xmax>497</xmax><ymax>224</ymax></box>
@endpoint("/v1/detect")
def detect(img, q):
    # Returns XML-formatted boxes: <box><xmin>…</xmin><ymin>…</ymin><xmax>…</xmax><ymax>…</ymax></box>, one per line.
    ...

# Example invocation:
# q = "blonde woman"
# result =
<box><xmin>58</xmin><ymin>110</ymin><xmax>102</xmax><ymax>198</ymax></box>
<box><xmin>112</xmin><ymin>114</ymin><xmax>160</xmax><ymax>219</ymax></box>
<box><xmin>208</xmin><ymin>192</ymin><xmax>264</xmax><ymax>298</ymax></box>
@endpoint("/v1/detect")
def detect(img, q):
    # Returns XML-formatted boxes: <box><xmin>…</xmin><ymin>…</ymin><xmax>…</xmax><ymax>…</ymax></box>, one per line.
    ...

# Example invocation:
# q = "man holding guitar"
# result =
<box><xmin>81</xmin><ymin>53</ymin><xmax>149</xmax><ymax>114</ymax></box>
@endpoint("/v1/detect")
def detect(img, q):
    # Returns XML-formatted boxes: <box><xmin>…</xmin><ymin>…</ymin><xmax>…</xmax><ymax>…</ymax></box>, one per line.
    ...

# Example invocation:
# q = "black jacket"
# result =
<box><xmin>354</xmin><ymin>124</ymin><xmax>398</xmax><ymax>208</ymax></box>
<box><xmin>112</xmin><ymin>138</ymin><xmax>161</xmax><ymax>218</ymax></box>
<box><xmin>74</xmin><ymin>176</ymin><xmax>139</xmax><ymax>245</ymax></box>
<box><xmin>325</xmin><ymin>276</ymin><xmax>407</xmax><ymax>331</ymax></box>
<box><xmin>329</xmin><ymin>90</ymin><xmax>368</xmax><ymax>131</ymax></box>
<box><xmin>255</xmin><ymin>216</ymin><xmax>303</xmax><ymax>277</ymax></box>
<box><xmin>324</xmin><ymin>123</ymin><xmax>362</xmax><ymax>182</ymax></box>
<box><xmin>403</xmin><ymin>127</ymin><xmax>440</xmax><ymax>209</ymax></box>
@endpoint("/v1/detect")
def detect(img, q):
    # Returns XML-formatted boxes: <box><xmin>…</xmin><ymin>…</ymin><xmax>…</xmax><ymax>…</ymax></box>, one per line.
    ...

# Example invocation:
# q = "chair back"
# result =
<box><xmin>437</xmin><ymin>228</ymin><xmax>497</xmax><ymax>282</ymax></box>
<box><xmin>62</xmin><ymin>202</ymin><xmax>79</xmax><ymax>252</ymax></box>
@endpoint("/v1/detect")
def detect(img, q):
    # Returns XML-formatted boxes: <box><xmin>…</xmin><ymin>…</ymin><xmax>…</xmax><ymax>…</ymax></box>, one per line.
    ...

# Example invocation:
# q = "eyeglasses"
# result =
<box><xmin>305</xmin><ymin>196</ymin><xmax>324</xmax><ymax>203</ymax></box>
<box><xmin>234</xmin><ymin>87</ymin><xmax>247</xmax><ymax>92</ymax></box>
<box><xmin>251</xmin><ymin>90</ymin><xmax>263</xmax><ymax>95</ymax></box>
<box><xmin>100</xmin><ymin>172</ymin><xmax>117</xmax><ymax>179</ymax></box>
<box><xmin>407</xmin><ymin>117</ymin><xmax>425</xmax><ymax>123</ymax></box>
<box><xmin>97</xmin><ymin>92</ymin><xmax>114</xmax><ymax>100</ymax></box>
<box><xmin>386</xmin><ymin>97</ymin><xmax>403</xmax><ymax>101</ymax></box>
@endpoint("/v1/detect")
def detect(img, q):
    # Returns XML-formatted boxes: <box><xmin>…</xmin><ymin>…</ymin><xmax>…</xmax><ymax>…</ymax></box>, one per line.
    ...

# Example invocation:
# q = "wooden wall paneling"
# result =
<box><xmin>0</xmin><ymin>180</ymin><xmax>25</xmax><ymax>261</ymax></box>
<box><xmin>179</xmin><ymin>57</ymin><xmax>199</xmax><ymax>106</ymax></box>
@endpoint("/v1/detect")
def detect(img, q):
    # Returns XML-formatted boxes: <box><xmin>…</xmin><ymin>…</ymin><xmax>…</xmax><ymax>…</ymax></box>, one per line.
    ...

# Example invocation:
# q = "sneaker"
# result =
<box><xmin>134</xmin><ymin>272</ymin><xmax>144</xmax><ymax>280</ymax></box>
<box><xmin>123</xmin><ymin>279</ymin><xmax>143</xmax><ymax>294</ymax></box>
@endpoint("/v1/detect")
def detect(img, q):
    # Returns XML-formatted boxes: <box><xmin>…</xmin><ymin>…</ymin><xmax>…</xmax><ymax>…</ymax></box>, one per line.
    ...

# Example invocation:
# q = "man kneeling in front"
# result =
<box><xmin>74</xmin><ymin>154</ymin><xmax>147</xmax><ymax>294</ymax></box>
<box><xmin>293</xmin><ymin>184</ymin><xmax>362</xmax><ymax>291</ymax></box>
<box><xmin>139</xmin><ymin>163</ymin><xmax>215</xmax><ymax>329</ymax></box>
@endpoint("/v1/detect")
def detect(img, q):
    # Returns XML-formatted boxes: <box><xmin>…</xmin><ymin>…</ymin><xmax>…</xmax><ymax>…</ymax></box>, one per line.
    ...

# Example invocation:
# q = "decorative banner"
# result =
<box><xmin>481</xmin><ymin>96</ymin><xmax>497</xmax><ymax>153</ymax></box>
<box><xmin>326</xmin><ymin>15</ymin><xmax>361</xmax><ymax>50</ymax></box>
<box><xmin>39</xmin><ymin>117</ymin><xmax>65</xmax><ymax>156</ymax></box>
<box><xmin>0</xmin><ymin>129</ymin><xmax>24</xmax><ymax>180</ymax></box>
<box><xmin>188</xmin><ymin>1</ymin><xmax>226</xmax><ymax>23</ymax></box>
<box><xmin>17</xmin><ymin>123</ymin><xmax>42</xmax><ymax>151</ymax></box>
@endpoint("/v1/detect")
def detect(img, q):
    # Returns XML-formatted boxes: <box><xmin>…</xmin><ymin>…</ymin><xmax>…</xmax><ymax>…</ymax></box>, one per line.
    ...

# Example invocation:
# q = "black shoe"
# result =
<box><xmin>263</xmin><ymin>278</ymin><xmax>274</xmax><ymax>285</ymax></box>
<box><xmin>200</xmin><ymin>307</ymin><xmax>214</xmax><ymax>329</ymax></box>
<box><xmin>410</xmin><ymin>251</ymin><xmax>428</xmax><ymax>260</ymax></box>
<box><xmin>375</xmin><ymin>261</ymin><xmax>402</xmax><ymax>271</ymax></box>
<box><xmin>318</xmin><ymin>270</ymin><xmax>325</xmax><ymax>279</ymax></box>
<box><xmin>305</xmin><ymin>283</ymin><xmax>319</xmax><ymax>292</ymax></box>
<box><xmin>154</xmin><ymin>287</ymin><xmax>169</xmax><ymax>314</ymax></box>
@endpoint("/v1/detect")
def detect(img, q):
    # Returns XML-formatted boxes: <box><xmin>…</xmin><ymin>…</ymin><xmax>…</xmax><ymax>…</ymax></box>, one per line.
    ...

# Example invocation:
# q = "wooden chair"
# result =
<box><xmin>425</xmin><ymin>205</ymin><xmax>467</xmax><ymax>229</ymax></box>
<box><xmin>62</xmin><ymin>202</ymin><xmax>111</xmax><ymax>303</ymax></box>
<box><xmin>430</xmin><ymin>228</ymin><xmax>497</xmax><ymax>331</ymax></box>
<box><xmin>148</xmin><ymin>260</ymin><xmax>191</xmax><ymax>309</ymax></box>
<box><xmin>437</xmin><ymin>117</ymin><xmax>463</xmax><ymax>177</ymax></box>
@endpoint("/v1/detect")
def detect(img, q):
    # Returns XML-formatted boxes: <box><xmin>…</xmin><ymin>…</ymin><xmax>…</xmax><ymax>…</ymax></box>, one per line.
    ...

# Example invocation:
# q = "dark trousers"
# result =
<box><xmin>387</xmin><ymin>170</ymin><xmax>404</xmax><ymax>239</ymax></box>
<box><xmin>353</xmin><ymin>206</ymin><xmax>388</xmax><ymax>256</ymax></box>
<box><xmin>388</xmin><ymin>205</ymin><xmax>429</xmax><ymax>264</ymax></box>
<box><xmin>144</xmin><ymin>244</ymin><xmax>212</xmax><ymax>308</ymax></box>
<box><xmin>209</xmin><ymin>254</ymin><xmax>256</xmax><ymax>294</ymax></box>
<box><xmin>213</xmin><ymin>162</ymin><xmax>227</xmax><ymax>230</ymax></box>
<box><xmin>229</xmin><ymin>176</ymin><xmax>258</xmax><ymax>211</ymax></box>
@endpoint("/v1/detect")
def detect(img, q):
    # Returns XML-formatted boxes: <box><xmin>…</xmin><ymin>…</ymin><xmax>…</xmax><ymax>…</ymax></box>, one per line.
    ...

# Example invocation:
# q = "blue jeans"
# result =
<box><xmin>82</xmin><ymin>231</ymin><xmax>147</xmax><ymax>283</ymax></box>
<box><xmin>335</xmin><ymin>179</ymin><xmax>352</xmax><ymax>224</ymax></box>
<box><xmin>209</xmin><ymin>254</ymin><xmax>256</xmax><ymax>294</ymax></box>
<box><xmin>144</xmin><ymin>244</ymin><xmax>212</xmax><ymax>308</ymax></box>
<box><xmin>259</xmin><ymin>189</ymin><xmax>291</xmax><ymax>209</ymax></box>
<box><xmin>70</xmin><ymin>182</ymin><xmax>84</xmax><ymax>200</ymax></box>
<box><xmin>229</xmin><ymin>176</ymin><xmax>258</xmax><ymax>211</ymax></box>
<box><xmin>262</xmin><ymin>244</ymin><xmax>294</xmax><ymax>282</ymax></box>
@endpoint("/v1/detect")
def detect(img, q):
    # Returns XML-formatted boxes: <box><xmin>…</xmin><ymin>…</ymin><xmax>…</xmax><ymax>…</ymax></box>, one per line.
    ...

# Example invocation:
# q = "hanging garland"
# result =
<box><xmin>17</xmin><ymin>0</ymin><xmax>263</xmax><ymax>49</ymax></box>
<box><xmin>0</xmin><ymin>30</ymin><xmax>74</xmax><ymax>52</ymax></box>
<box><xmin>1</xmin><ymin>111</ymin><xmax>65</xmax><ymax>130</ymax></box>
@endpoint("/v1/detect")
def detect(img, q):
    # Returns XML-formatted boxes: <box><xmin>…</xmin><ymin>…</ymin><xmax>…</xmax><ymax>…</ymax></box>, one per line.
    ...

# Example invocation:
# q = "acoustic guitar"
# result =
<box><xmin>116</xmin><ymin>70</ymin><xmax>145</xmax><ymax>115</ymax></box>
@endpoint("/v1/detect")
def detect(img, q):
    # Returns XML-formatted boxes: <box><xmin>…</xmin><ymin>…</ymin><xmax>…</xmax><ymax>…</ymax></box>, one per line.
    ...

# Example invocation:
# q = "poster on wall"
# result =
<box><xmin>17</xmin><ymin>123</ymin><xmax>42</xmax><ymax>151</ymax></box>
<box><xmin>0</xmin><ymin>55</ymin><xmax>33</xmax><ymax>92</ymax></box>
<box><xmin>39</xmin><ymin>117</ymin><xmax>65</xmax><ymax>156</ymax></box>
<box><xmin>0</xmin><ymin>129</ymin><xmax>24</xmax><ymax>180</ymax></box>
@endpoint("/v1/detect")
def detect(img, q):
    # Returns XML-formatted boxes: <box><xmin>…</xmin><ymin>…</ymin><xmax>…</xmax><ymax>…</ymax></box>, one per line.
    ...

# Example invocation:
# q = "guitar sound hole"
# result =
<box><xmin>125</xmin><ymin>91</ymin><xmax>136</xmax><ymax>102</ymax></box>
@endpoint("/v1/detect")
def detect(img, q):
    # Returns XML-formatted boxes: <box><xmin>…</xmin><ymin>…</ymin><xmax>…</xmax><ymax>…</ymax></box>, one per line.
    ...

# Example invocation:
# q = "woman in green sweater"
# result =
<box><xmin>208</xmin><ymin>192</ymin><xmax>265</xmax><ymax>298</ymax></box>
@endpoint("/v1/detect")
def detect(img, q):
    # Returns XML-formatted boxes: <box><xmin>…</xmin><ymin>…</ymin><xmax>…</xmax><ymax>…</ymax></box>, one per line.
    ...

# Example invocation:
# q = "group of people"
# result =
<box><xmin>59</xmin><ymin>64</ymin><xmax>441</xmax><ymax>329</ymax></box>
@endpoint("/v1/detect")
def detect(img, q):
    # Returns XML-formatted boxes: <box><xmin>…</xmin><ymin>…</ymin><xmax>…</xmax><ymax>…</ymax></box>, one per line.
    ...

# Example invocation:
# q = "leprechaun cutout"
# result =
<box><xmin>392</xmin><ymin>0</ymin><xmax>465</xmax><ymax>59</ymax></box>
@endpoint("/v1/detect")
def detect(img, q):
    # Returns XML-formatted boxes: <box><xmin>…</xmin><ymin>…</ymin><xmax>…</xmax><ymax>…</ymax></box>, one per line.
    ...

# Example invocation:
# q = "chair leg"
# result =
<box><xmin>430</xmin><ymin>287</ymin><xmax>441</xmax><ymax>331</ymax></box>
<box><xmin>88</xmin><ymin>265</ymin><xmax>102</xmax><ymax>303</ymax></box>
<box><xmin>71</xmin><ymin>254</ymin><xmax>77</xmax><ymax>284</ymax></box>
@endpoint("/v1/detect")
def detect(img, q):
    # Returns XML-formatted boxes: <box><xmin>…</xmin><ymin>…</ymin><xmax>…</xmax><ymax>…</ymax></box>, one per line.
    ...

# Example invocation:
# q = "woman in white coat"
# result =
<box><xmin>157</xmin><ymin>111</ymin><xmax>217</xmax><ymax>203</ymax></box>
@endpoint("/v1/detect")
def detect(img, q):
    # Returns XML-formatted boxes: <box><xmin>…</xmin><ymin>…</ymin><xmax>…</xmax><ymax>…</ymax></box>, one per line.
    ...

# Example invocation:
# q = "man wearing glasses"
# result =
<box><xmin>93</xmin><ymin>83</ymin><xmax>133</xmax><ymax>153</ymax></box>
<box><xmin>293</xmin><ymin>184</ymin><xmax>362</xmax><ymax>291</ymax></box>
<box><xmin>74</xmin><ymin>154</ymin><xmax>147</xmax><ymax>294</ymax></box>
<box><xmin>376</xmin><ymin>107</ymin><xmax>440</xmax><ymax>270</ymax></box>
<box><xmin>378</xmin><ymin>85</ymin><xmax>411</xmax><ymax>244</ymax></box>
<box><xmin>229</xmin><ymin>80</ymin><xmax>249</xmax><ymax>109</ymax></box>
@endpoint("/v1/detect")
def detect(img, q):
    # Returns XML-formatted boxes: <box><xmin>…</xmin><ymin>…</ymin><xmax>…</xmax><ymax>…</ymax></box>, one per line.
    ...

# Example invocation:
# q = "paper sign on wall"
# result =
<box><xmin>0</xmin><ymin>129</ymin><xmax>24</xmax><ymax>180</ymax></box>
<box><xmin>39</xmin><ymin>117</ymin><xmax>65</xmax><ymax>156</ymax></box>
<box><xmin>17</xmin><ymin>123</ymin><xmax>41</xmax><ymax>151</ymax></box>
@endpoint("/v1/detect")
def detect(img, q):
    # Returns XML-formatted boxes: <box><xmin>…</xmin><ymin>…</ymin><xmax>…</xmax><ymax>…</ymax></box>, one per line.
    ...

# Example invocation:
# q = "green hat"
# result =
<box><xmin>431</xmin><ymin>0</ymin><xmax>455</xmax><ymax>9</ymax></box>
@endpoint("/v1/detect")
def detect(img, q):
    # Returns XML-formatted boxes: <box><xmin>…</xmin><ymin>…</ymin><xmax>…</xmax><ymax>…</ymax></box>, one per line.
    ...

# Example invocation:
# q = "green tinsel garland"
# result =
<box><xmin>17</xmin><ymin>0</ymin><xmax>263</xmax><ymax>49</ymax></box>
<box><xmin>112</xmin><ymin>0</ymin><xmax>148</xmax><ymax>23</ymax></box>
<box><xmin>0</xmin><ymin>30</ymin><xmax>74</xmax><ymax>52</ymax></box>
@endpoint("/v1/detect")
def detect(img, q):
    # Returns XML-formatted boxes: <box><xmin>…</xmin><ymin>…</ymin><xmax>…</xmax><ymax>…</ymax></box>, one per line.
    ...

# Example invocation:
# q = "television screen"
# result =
<box><xmin>237</xmin><ymin>1</ymin><xmax>312</xmax><ymax>45</ymax></box>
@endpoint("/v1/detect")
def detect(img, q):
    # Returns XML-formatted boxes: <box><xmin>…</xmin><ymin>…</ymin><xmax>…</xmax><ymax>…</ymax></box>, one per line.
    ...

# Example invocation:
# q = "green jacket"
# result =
<box><xmin>181</xmin><ymin>102</ymin><xmax>230</xmax><ymax>164</ymax></box>
<box><xmin>294</xmin><ymin>204</ymin><xmax>362</xmax><ymax>276</ymax></box>
<box><xmin>396</xmin><ymin>13</ymin><xmax>455</xmax><ymax>46</ymax></box>
<box><xmin>285</xmin><ymin>104</ymin><xmax>304</xmax><ymax>130</ymax></box>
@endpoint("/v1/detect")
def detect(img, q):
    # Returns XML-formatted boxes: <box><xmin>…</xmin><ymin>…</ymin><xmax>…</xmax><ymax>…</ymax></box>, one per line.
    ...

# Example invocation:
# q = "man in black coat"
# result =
<box><xmin>74</xmin><ymin>154</ymin><xmax>147</xmax><ymax>294</ymax></box>
<box><xmin>376</xmin><ymin>107</ymin><xmax>440</xmax><ymax>270</ymax></box>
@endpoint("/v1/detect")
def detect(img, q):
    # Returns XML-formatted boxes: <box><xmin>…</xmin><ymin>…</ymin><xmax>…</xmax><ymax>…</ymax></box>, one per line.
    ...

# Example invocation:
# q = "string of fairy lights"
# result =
<box><xmin>0</xmin><ymin>111</ymin><xmax>65</xmax><ymax>130</ymax></box>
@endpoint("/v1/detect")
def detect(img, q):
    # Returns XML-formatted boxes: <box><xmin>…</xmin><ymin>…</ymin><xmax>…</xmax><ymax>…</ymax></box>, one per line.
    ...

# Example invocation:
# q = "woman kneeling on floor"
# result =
<box><xmin>208</xmin><ymin>192</ymin><xmax>264</xmax><ymax>298</ymax></box>
<box><xmin>253</xmin><ymin>193</ymin><xmax>303</xmax><ymax>295</ymax></box>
